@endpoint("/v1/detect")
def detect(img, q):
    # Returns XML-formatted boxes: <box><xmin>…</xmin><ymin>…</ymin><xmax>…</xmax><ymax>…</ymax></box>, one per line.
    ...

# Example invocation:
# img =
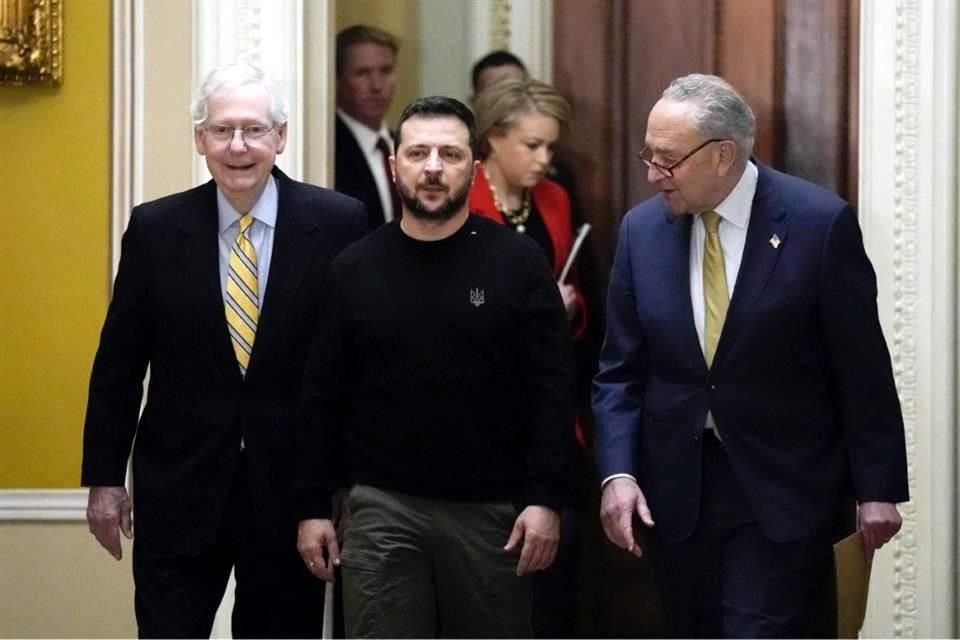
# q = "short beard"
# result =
<box><xmin>397</xmin><ymin>175</ymin><xmax>472</xmax><ymax>222</ymax></box>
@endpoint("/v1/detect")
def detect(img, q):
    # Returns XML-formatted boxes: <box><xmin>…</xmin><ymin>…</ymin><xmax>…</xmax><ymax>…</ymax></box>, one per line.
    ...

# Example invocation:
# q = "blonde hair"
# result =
<box><xmin>473</xmin><ymin>78</ymin><xmax>571</xmax><ymax>158</ymax></box>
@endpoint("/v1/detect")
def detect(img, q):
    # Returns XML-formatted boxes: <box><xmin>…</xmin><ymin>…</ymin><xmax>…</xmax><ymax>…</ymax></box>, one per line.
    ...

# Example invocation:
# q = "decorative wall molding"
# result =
<box><xmin>0</xmin><ymin>490</ymin><xmax>87</xmax><ymax>521</ymax></box>
<box><xmin>891</xmin><ymin>2</ymin><xmax>920</xmax><ymax>635</ymax></box>
<box><xmin>859</xmin><ymin>0</ymin><xmax>958</xmax><ymax>636</ymax></box>
<box><xmin>303</xmin><ymin>0</ymin><xmax>334</xmax><ymax>187</ymax></box>
<box><xmin>508</xmin><ymin>0</ymin><xmax>553</xmax><ymax>84</ymax></box>
<box><xmin>490</xmin><ymin>0</ymin><xmax>511</xmax><ymax>50</ymax></box>
<box><xmin>890</xmin><ymin>0</ymin><xmax>920</xmax><ymax>638</ymax></box>
<box><xmin>419</xmin><ymin>0</ymin><xmax>553</xmax><ymax>133</ymax></box>
<box><xmin>110</xmin><ymin>0</ymin><xmax>141</xmax><ymax>280</ymax></box>
<box><xmin>467</xmin><ymin>0</ymin><xmax>553</xmax><ymax>84</ymax></box>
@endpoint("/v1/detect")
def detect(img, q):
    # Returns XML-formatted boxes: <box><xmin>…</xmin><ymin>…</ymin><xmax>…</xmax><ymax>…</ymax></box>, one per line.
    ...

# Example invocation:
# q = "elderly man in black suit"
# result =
<box><xmin>81</xmin><ymin>62</ymin><xmax>366</xmax><ymax>638</ymax></box>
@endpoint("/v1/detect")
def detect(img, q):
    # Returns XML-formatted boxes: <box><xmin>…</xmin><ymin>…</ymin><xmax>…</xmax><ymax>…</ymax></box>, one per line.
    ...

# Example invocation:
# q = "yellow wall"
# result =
<box><xmin>0</xmin><ymin>1</ymin><xmax>111</xmax><ymax>487</ymax></box>
<box><xmin>336</xmin><ymin>0</ymin><xmax>420</xmax><ymax>127</ymax></box>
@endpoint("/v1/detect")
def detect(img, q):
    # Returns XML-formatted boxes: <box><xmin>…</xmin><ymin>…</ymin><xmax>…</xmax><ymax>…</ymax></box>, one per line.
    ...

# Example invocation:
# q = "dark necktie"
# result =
<box><xmin>375</xmin><ymin>136</ymin><xmax>402</xmax><ymax>221</ymax></box>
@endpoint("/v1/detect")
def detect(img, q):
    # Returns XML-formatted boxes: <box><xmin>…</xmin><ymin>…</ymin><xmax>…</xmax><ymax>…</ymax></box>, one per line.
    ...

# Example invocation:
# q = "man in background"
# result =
<box><xmin>469</xmin><ymin>49</ymin><xmax>527</xmax><ymax>105</ymax></box>
<box><xmin>295</xmin><ymin>96</ymin><xmax>575</xmax><ymax>638</ymax></box>
<box><xmin>594</xmin><ymin>73</ymin><xmax>908</xmax><ymax>637</ymax></box>
<box><xmin>82</xmin><ymin>62</ymin><xmax>366</xmax><ymax>638</ymax></box>
<box><xmin>335</xmin><ymin>24</ymin><xmax>402</xmax><ymax>230</ymax></box>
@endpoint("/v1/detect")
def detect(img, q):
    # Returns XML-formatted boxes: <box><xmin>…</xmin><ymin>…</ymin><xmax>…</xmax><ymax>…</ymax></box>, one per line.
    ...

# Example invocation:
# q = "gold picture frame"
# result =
<box><xmin>0</xmin><ymin>0</ymin><xmax>62</xmax><ymax>85</ymax></box>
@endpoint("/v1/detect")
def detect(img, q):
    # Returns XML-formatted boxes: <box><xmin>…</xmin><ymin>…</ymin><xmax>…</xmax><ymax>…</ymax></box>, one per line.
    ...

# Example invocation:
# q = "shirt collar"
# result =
<box><xmin>217</xmin><ymin>174</ymin><xmax>279</xmax><ymax>235</ymax></box>
<box><xmin>337</xmin><ymin>108</ymin><xmax>392</xmax><ymax>153</ymax></box>
<box><xmin>708</xmin><ymin>160</ymin><xmax>758</xmax><ymax>230</ymax></box>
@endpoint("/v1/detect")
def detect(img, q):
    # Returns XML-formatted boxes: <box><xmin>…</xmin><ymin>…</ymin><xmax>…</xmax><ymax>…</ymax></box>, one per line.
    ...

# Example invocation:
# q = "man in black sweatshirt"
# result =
<box><xmin>293</xmin><ymin>96</ymin><xmax>575</xmax><ymax>638</ymax></box>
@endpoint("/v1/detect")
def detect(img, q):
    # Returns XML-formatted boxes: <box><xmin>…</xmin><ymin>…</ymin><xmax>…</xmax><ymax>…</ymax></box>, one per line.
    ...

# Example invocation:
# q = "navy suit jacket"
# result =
<box><xmin>335</xmin><ymin>115</ymin><xmax>388</xmax><ymax>230</ymax></box>
<box><xmin>81</xmin><ymin>167</ymin><xmax>367</xmax><ymax>555</ymax></box>
<box><xmin>593</xmin><ymin>164</ymin><xmax>909</xmax><ymax>544</ymax></box>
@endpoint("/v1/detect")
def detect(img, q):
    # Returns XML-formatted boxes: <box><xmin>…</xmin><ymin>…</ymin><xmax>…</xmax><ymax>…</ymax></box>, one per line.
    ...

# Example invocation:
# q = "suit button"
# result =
<box><xmin>693</xmin><ymin>434</ymin><xmax>700</xmax><ymax>442</ymax></box>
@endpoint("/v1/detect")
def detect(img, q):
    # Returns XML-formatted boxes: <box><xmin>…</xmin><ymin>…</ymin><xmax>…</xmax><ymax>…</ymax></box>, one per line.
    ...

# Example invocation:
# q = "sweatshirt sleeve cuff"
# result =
<box><xmin>290</xmin><ymin>485</ymin><xmax>334</xmax><ymax>521</ymax></box>
<box><xmin>523</xmin><ymin>480</ymin><xmax>566</xmax><ymax>513</ymax></box>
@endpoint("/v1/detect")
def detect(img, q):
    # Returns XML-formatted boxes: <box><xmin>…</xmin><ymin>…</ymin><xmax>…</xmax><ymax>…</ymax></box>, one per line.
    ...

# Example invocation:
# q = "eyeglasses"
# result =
<box><xmin>203</xmin><ymin>123</ymin><xmax>276</xmax><ymax>143</ymax></box>
<box><xmin>638</xmin><ymin>138</ymin><xmax>727</xmax><ymax>178</ymax></box>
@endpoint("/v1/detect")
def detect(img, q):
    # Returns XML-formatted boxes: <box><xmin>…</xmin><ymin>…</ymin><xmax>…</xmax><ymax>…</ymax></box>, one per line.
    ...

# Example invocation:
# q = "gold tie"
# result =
<box><xmin>225</xmin><ymin>214</ymin><xmax>259</xmax><ymax>375</ymax></box>
<box><xmin>702</xmin><ymin>210</ymin><xmax>728</xmax><ymax>368</ymax></box>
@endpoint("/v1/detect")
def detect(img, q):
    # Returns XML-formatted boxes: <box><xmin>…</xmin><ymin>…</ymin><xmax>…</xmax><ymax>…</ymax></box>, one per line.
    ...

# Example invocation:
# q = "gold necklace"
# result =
<box><xmin>483</xmin><ymin>165</ymin><xmax>531</xmax><ymax>233</ymax></box>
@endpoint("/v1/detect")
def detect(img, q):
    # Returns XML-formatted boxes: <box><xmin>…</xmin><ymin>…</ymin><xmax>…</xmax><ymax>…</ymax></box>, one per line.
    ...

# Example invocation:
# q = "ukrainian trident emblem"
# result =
<box><xmin>469</xmin><ymin>288</ymin><xmax>485</xmax><ymax>307</ymax></box>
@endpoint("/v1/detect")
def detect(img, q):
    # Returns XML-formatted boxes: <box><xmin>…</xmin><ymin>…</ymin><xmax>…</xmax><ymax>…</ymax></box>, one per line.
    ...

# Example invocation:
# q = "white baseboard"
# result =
<box><xmin>0</xmin><ymin>489</ymin><xmax>87</xmax><ymax>521</ymax></box>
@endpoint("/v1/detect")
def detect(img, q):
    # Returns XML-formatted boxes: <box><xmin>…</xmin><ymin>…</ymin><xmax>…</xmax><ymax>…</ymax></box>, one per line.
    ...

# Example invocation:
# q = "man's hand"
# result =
<box><xmin>504</xmin><ymin>505</ymin><xmax>560</xmax><ymax>576</ymax></box>
<box><xmin>858</xmin><ymin>501</ymin><xmax>902</xmax><ymax>559</ymax></box>
<box><xmin>600</xmin><ymin>477</ymin><xmax>654</xmax><ymax>558</ymax></box>
<box><xmin>297</xmin><ymin>518</ymin><xmax>340</xmax><ymax>581</ymax></box>
<box><xmin>86</xmin><ymin>486</ymin><xmax>133</xmax><ymax>561</ymax></box>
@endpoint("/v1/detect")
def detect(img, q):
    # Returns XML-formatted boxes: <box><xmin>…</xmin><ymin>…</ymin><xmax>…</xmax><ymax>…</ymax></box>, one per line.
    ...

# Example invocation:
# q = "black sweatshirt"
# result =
<box><xmin>293</xmin><ymin>214</ymin><xmax>575</xmax><ymax>519</ymax></box>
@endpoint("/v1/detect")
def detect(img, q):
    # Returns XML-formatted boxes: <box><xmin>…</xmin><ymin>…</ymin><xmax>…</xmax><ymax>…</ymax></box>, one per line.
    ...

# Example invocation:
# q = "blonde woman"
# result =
<box><xmin>470</xmin><ymin>77</ymin><xmax>593</xmax><ymax>638</ymax></box>
<box><xmin>469</xmin><ymin>78</ymin><xmax>587</xmax><ymax>339</ymax></box>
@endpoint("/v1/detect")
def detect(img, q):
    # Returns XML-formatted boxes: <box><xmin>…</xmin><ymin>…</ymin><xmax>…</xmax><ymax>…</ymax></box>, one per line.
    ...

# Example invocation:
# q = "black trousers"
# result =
<box><xmin>132</xmin><ymin>453</ymin><xmax>326</xmax><ymax>639</ymax></box>
<box><xmin>650</xmin><ymin>433</ymin><xmax>835</xmax><ymax>638</ymax></box>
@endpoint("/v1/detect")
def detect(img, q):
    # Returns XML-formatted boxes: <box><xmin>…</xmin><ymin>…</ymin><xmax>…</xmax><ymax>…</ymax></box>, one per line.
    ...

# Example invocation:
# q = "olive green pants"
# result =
<box><xmin>340</xmin><ymin>484</ymin><xmax>532</xmax><ymax>638</ymax></box>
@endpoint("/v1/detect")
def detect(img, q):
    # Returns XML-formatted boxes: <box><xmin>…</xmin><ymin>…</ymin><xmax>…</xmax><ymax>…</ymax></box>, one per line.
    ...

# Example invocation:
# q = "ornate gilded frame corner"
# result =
<box><xmin>0</xmin><ymin>0</ymin><xmax>63</xmax><ymax>86</ymax></box>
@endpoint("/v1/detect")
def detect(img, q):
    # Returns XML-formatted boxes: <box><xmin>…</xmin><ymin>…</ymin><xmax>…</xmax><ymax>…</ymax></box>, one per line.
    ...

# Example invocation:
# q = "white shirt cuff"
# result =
<box><xmin>600</xmin><ymin>473</ymin><xmax>637</xmax><ymax>489</ymax></box>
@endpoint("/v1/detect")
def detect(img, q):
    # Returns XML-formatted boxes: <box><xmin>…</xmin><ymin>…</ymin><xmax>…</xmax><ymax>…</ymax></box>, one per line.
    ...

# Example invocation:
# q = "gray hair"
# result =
<box><xmin>191</xmin><ymin>62</ymin><xmax>288</xmax><ymax>128</ymax></box>
<box><xmin>662</xmin><ymin>74</ymin><xmax>755</xmax><ymax>158</ymax></box>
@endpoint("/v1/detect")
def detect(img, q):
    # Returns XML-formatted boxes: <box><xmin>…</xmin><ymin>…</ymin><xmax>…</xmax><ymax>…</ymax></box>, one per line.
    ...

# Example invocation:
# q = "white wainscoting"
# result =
<box><xmin>0</xmin><ymin>489</ymin><xmax>87</xmax><ymax>521</ymax></box>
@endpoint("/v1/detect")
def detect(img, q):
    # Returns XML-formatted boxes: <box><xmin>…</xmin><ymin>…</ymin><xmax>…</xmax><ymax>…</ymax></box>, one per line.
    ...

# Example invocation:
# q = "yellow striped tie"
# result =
<box><xmin>225</xmin><ymin>214</ymin><xmax>259</xmax><ymax>375</ymax></box>
<box><xmin>702</xmin><ymin>210</ymin><xmax>728</xmax><ymax>368</ymax></box>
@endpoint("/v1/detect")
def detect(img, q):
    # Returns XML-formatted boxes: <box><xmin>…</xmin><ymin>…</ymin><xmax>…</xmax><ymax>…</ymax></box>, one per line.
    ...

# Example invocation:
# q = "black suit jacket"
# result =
<box><xmin>81</xmin><ymin>167</ymin><xmax>367</xmax><ymax>555</ymax></box>
<box><xmin>594</xmin><ymin>164</ymin><xmax>909</xmax><ymax>543</ymax></box>
<box><xmin>335</xmin><ymin>115</ymin><xmax>389</xmax><ymax>230</ymax></box>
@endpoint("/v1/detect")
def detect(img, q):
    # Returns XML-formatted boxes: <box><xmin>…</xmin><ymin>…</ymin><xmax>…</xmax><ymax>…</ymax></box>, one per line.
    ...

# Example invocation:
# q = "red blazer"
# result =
<box><xmin>469</xmin><ymin>169</ymin><xmax>587</xmax><ymax>340</ymax></box>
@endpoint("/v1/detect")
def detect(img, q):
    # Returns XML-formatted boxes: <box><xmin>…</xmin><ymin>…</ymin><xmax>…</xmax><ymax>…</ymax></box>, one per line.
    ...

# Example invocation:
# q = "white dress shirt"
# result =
<box><xmin>217</xmin><ymin>175</ymin><xmax>278</xmax><ymax>309</ymax></box>
<box><xmin>689</xmin><ymin>160</ymin><xmax>758</xmax><ymax>350</ymax></box>
<box><xmin>601</xmin><ymin>161</ymin><xmax>758</xmax><ymax>488</ymax></box>
<box><xmin>337</xmin><ymin>108</ymin><xmax>396</xmax><ymax>222</ymax></box>
<box><xmin>691</xmin><ymin>161</ymin><xmax>757</xmax><ymax>439</ymax></box>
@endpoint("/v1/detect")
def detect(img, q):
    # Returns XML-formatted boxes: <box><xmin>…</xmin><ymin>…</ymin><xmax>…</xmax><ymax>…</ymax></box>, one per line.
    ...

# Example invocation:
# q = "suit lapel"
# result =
<box><xmin>665</xmin><ymin>211</ymin><xmax>706</xmax><ymax>374</ymax></box>
<box><xmin>177</xmin><ymin>182</ymin><xmax>240</xmax><ymax>378</ymax></box>
<box><xmin>336</xmin><ymin>116</ymin><xmax>386</xmax><ymax>229</ymax></box>
<box><xmin>713</xmin><ymin>168</ymin><xmax>788</xmax><ymax>366</ymax></box>
<box><xmin>245</xmin><ymin>169</ymin><xmax>318</xmax><ymax>378</ymax></box>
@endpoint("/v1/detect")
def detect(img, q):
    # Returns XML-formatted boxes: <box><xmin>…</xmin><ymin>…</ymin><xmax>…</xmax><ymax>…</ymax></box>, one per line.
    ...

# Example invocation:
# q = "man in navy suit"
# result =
<box><xmin>593</xmin><ymin>74</ymin><xmax>908</xmax><ymax>637</ymax></box>
<box><xmin>335</xmin><ymin>25</ymin><xmax>401</xmax><ymax>230</ymax></box>
<box><xmin>81</xmin><ymin>62</ymin><xmax>366</xmax><ymax>638</ymax></box>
